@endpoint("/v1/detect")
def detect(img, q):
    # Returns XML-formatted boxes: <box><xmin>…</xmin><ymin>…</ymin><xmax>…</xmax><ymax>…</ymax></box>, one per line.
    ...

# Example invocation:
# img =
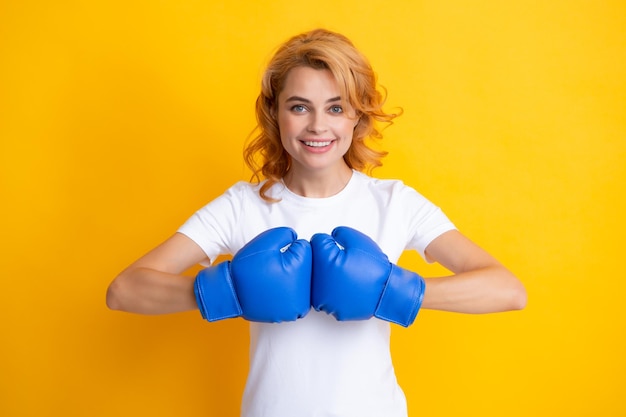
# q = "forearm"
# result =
<box><xmin>106</xmin><ymin>267</ymin><xmax>197</xmax><ymax>315</ymax></box>
<box><xmin>420</xmin><ymin>265</ymin><xmax>527</xmax><ymax>314</ymax></box>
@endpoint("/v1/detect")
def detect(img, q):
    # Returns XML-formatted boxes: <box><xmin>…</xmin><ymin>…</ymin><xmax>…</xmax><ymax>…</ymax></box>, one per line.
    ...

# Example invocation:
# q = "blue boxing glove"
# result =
<box><xmin>194</xmin><ymin>227</ymin><xmax>312</xmax><ymax>323</ymax></box>
<box><xmin>311</xmin><ymin>226</ymin><xmax>426</xmax><ymax>327</ymax></box>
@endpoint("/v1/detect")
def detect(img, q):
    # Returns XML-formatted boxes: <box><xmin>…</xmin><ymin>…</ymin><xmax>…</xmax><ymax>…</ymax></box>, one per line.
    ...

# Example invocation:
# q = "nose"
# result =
<box><xmin>306</xmin><ymin>110</ymin><xmax>329</xmax><ymax>134</ymax></box>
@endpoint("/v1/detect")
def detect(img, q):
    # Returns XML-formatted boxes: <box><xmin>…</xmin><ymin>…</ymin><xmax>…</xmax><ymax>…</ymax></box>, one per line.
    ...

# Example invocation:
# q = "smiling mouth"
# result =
<box><xmin>303</xmin><ymin>140</ymin><xmax>333</xmax><ymax>147</ymax></box>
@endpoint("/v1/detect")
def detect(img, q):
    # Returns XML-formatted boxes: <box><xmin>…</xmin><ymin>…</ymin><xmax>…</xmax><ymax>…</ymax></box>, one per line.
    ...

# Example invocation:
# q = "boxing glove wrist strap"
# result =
<box><xmin>374</xmin><ymin>265</ymin><xmax>426</xmax><ymax>327</ymax></box>
<box><xmin>194</xmin><ymin>262</ymin><xmax>243</xmax><ymax>322</ymax></box>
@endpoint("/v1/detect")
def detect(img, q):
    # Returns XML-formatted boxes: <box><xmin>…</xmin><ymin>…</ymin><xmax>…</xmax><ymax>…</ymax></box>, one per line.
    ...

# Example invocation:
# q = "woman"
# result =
<box><xmin>107</xmin><ymin>28</ymin><xmax>526</xmax><ymax>417</ymax></box>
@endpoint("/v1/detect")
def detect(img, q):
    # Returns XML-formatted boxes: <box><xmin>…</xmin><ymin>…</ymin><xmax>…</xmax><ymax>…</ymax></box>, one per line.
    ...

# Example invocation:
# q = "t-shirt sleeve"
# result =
<box><xmin>177</xmin><ymin>182</ymin><xmax>246</xmax><ymax>265</ymax></box>
<box><xmin>402</xmin><ymin>185</ymin><xmax>457</xmax><ymax>261</ymax></box>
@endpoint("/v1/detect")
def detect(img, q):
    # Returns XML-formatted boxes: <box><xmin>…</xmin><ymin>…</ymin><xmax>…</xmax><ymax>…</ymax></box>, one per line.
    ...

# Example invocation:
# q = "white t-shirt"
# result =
<box><xmin>178</xmin><ymin>171</ymin><xmax>456</xmax><ymax>417</ymax></box>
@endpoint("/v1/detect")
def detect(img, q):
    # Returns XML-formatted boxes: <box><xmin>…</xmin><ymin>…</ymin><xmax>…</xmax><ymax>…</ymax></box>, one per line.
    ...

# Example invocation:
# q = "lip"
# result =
<box><xmin>299</xmin><ymin>139</ymin><xmax>336</xmax><ymax>152</ymax></box>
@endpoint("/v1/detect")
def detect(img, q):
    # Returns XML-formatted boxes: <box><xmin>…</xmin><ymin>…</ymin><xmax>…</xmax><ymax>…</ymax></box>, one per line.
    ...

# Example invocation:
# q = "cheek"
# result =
<box><xmin>338</xmin><ymin>119</ymin><xmax>357</xmax><ymax>138</ymax></box>
<box><xmin>277</xmin><ymin>115</ymin><xmax>297</xmax><ymax>137</ymax></box>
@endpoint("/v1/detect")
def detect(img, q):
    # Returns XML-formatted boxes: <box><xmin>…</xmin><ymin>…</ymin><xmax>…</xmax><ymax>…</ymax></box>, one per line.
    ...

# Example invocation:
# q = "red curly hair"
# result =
<box><xmin>244</xmin><ymin>29</ymin><xmax>401</xmax><ymax>201</ymax></box>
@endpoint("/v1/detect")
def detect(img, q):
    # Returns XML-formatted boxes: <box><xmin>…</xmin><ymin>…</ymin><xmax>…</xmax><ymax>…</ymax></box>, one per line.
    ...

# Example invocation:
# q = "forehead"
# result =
<box><xmin>279</xmin><ymin>66</ymin><xmax>340</xmax><ymax>98</ymax></box>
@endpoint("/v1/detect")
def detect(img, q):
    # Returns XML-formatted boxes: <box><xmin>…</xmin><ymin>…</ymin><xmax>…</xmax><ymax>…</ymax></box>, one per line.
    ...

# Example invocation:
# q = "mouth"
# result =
<box><xmin>302</xmin><ymin>140</ymin><xmax>334</xmax><ymax>148</ymax></box>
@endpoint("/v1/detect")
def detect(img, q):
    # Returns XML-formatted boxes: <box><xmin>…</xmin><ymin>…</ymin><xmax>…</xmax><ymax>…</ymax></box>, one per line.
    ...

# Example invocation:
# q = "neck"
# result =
<box><xmin>283</xmin><ymin>166</ymin><xmax>353</xmax><ymax>198</ymax></box>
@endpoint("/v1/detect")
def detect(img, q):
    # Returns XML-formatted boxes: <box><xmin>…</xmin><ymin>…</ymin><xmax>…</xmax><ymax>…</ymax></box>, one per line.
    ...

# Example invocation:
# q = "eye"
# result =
<box><xmin>329</xmin><ymin>105</ymin><xmax>343</xmax><ymax>114</ymax></box>
<box><xmin>290</xmin><ymin>104</ymin><xmax>307</xmax><ymax>113</ymax></box>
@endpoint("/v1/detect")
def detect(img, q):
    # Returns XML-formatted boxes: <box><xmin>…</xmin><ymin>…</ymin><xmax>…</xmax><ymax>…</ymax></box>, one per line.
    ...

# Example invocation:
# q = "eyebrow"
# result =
<box><xmin>284</xmin><ymin>95</ymin><xmax>342</xmax><ymax>104</ymax></box>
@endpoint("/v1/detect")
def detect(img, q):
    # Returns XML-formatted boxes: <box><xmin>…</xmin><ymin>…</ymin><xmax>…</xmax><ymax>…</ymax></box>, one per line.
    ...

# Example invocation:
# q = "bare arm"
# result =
<box><xmin>106</xmin><ymin>233</ymin><xmax>209</xmax><ymax>315</ymax></box>
<box><xmin>421</xmin><ymin>230</ymin><xmax>527</xmax><ymax>313</ymax></box>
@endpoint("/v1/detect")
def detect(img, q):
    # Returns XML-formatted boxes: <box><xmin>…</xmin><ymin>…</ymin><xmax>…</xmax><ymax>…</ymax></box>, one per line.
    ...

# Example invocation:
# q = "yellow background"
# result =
<box><xmin>1</xmin><ymin>1</ymin><xmax>624</xmax><ymax>416</ymax></box>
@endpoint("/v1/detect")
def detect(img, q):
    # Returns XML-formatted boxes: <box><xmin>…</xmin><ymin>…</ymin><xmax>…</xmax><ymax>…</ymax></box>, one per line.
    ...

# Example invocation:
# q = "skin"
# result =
<box><xmin>277</xmin><ymin>66</ymin><xmax>357</xmax><ymax>198</ymax></box>
<box><xmin>106</xmin><ymin>66</ymin><xmax>527</xmax><ymax>315</ymax></box>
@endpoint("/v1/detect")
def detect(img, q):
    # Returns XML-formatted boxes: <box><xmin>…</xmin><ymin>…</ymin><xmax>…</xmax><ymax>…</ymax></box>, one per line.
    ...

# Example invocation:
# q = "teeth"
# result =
<box><xmin>304</xmin><ymin>141</ymin><xmax>332</xmax><ymax>147</ymax></box>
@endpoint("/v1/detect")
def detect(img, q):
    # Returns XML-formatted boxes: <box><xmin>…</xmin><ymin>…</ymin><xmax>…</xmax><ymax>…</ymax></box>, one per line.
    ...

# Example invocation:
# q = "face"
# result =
<box><xmin>276</xmin><ymin>66</ymin><xmax>357</xmax><ymax>177</ymax></box>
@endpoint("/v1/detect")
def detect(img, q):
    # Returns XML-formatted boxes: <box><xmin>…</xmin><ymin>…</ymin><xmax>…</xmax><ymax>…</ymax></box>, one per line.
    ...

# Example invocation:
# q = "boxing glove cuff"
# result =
<box><xmin>194</xmin><ymin>262</ymin><xmax>243</xmax><ymax>322</ymax></box>
<box><xmin>374</xmin><ymin>265</ymin><xmax>425</xmax><ymax>327</ymax></box>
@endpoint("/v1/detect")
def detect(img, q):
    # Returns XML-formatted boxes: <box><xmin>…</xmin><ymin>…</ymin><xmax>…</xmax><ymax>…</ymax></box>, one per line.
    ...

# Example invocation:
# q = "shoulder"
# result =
<box><xmin>225</xmin><ymin>180</ymin><xmax>264</xmax><ymax>196</ymax></box>
<box><xmin>353</xmin><ymin>171</ymin><xmax>413</xmax><ymax>189</ymax></box>
<box><xmin>206</xmin><ymin>180</ymin><xmax>269</xmax><ymax>206</ymax></box>
<box><xmin>352</xmin><ymin>171</ymin><xmax>427</xmax><ymax>203</ymax></box>
<box><xmin>184</xmin><ymin>181</ymin><xmax>264</xmax><ymax>223</ymax></box>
